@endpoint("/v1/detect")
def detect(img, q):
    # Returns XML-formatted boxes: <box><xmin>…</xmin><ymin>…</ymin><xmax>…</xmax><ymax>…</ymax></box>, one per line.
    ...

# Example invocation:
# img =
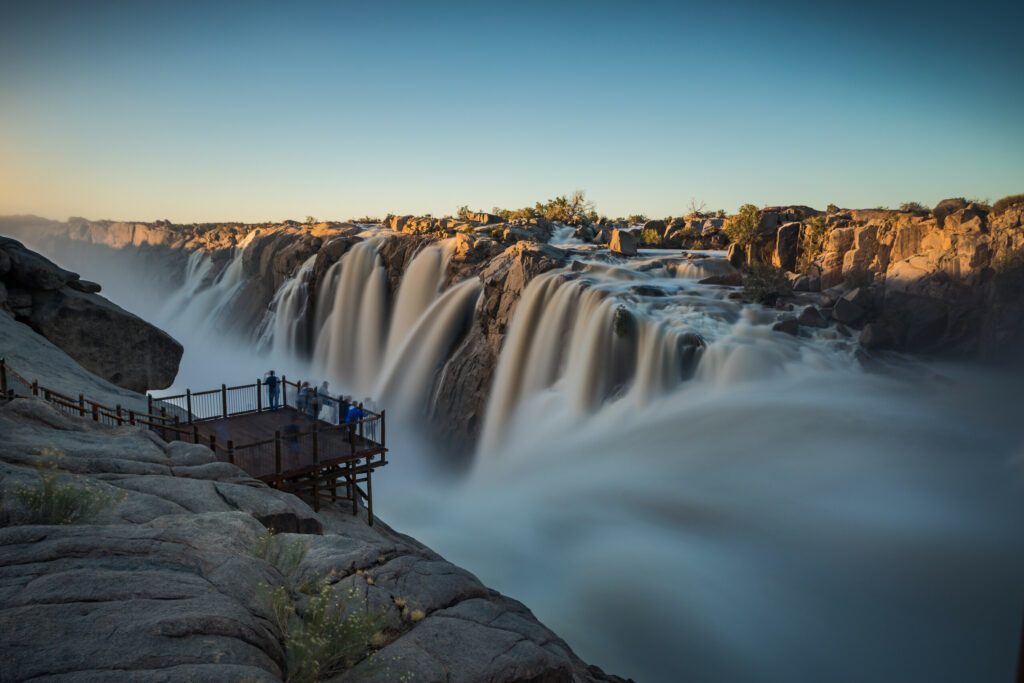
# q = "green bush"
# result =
<box><xmin>494</xmin><ymin>190</ymin><xmax>598</xmax><ymax>225</ymax></box>
<box><xmin>899</xmin><ymin>202</ymin><xmax>928</xmax><ymax>212</ymax></box>
<box><xmin>640</xmin><ymin>227</ymin><xmax>662</xmax><ymax>246</ymax></box>
<box><xmin>304</xmin><ymin>216</ymin><xmax>318</xmax><ymax>225</ymax></box>
<box><xmin>724</xmin><ymin>204</ymin><xmax>760</xmax><ymax>247</ymax></box>
<box><xmin>993</xmin><ymin>194</ymin><xmax>1024</xmax><ymax>215</ymax></box>
<box><xmin>253</xmin><ymin>530</ymin><xmax>308</xmax><ymax>580</ymax></box>
<box><xmin>15</xmin><ymin>450</ymin><xmax>124</xmax><ymax>525</ymax></box>
<box><xmin>742</xmin><ymin>263</ymin><xmax>792</xmax><ymax>305</ymax></box>
<box><xmin>627</xmin><ymin>214</ymin><xmax>647</xmax><ymax>224</ymax></box>
<box><xmin>262</xmin><ymin>577</ymin><xmax>386</xmax><ymax>683</ymax></box>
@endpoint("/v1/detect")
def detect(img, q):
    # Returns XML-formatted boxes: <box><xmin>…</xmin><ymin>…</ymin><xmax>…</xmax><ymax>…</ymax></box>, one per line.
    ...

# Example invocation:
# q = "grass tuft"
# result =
<box><xmin>14</xmin><ymin>449</ymin><xmax>124</xmax><ymax>525</ymax></box>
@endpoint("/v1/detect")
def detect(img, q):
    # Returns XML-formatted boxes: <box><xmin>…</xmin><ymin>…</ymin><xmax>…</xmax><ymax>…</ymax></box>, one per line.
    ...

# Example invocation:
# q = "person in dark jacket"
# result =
<box><xmin>264</xmin><ymin>370</ymin><xmax>280</xmax><ymax>410</ymax></box>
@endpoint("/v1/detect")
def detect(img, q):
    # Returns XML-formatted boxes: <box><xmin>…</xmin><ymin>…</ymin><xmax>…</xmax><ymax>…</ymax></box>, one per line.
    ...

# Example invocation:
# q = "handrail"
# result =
<box><xmin>1</xmin><ymin>359</ymin><xmax>386</xmax><ymax>453</ymax></box>
<box><xmin>1</xmin><ymin>358</ymin><xmax>179</xmax><ymax>427</ymax></box>
<box><xmin>2</xmin><ymin>358</ymin><xmax>389</xmax><ymax>525</ymax></box>
<box><xmin>154</xmin><ymin>375</ymin><xmax>385</xmax><ymax>439</ymax></box>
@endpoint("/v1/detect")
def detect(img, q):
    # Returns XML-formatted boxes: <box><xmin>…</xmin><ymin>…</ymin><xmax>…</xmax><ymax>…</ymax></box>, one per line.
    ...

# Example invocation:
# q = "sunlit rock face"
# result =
<box><xmin>809</xmin><ymin>201</ymin><xmax>1024</xmax><ymax>354</ymax></box>
<box><xmin>0</xmin><ymin>236</ymin><xmax>182</xmax><ymax>391</ymax></box>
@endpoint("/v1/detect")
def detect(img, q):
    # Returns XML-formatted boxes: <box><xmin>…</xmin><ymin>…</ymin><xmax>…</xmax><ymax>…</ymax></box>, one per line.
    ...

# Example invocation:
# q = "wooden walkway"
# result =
<box><xmin>1</xmin><ymin>360</ymin><xmax>389</xmax><ymax>524</ymax></box>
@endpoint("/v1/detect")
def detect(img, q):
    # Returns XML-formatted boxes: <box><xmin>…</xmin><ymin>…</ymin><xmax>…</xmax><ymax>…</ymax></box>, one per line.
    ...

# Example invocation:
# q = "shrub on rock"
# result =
<box><xmin>742</xmin><ymin>263</ymin><xmax>792</xmax><ymax>305</ymax></box>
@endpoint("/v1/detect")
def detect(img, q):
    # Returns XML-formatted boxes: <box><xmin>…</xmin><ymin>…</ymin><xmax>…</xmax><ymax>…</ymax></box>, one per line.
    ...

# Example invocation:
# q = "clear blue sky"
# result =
<box><xmin>1</xmin><ymin>0</ymin><xmax>1022</xmax><ymax>222</ymax></box>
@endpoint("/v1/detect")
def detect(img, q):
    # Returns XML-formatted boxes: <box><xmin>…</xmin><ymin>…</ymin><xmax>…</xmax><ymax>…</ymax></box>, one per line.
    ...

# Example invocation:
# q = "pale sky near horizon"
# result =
<box><xmin>1</xmin><ymin>0</ymin><xmax>1022</xmax><ymax>223</ymax></box>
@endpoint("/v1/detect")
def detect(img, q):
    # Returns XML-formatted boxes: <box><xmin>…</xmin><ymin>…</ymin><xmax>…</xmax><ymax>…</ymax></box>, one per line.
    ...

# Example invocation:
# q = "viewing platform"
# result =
<box><xmin>1</xmin><ymin>360</ymin><xmax>388</xmax><ymax>524</ymax></box>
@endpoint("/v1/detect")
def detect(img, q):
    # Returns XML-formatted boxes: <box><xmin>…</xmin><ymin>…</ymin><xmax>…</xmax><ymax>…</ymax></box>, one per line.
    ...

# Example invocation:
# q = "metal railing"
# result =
<box><xmin>156</xmin><ymin>374</ymin><xmax>385</xmax><ymax>447</ymax></box>
<box><xmin>1</xmin><ymin>359</ymin><xmax>389</xmax><ymax>522</ymax></box>
<box><xmin>1</xmin><ymin>358</ymin><xmax>184</xmax><ymax>434</ymax></box>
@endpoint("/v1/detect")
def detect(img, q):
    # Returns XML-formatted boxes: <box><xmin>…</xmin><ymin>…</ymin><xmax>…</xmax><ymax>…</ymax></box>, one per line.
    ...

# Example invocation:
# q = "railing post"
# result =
<box><xmin>91</xmin><ymin>404</ymin><xmax>99</xmax><ymax>422</ymax></box>
<box><xmin>227</xmin><ymin>439</ymin><xmax>235</xmax><ymax>465</ymax></box>
<box><xmin>381</xmin><ymin>409</ymin><xmax>386</xmax><ymax>448</ymax></box>
<box><xmin>256</xmin><ymin>378</ymin><xmax>262</xmax><ymax>413</ymax></box>
<box><xmin>312</xmin><ymin>423</ymin><xmax>319</xmax><ymax>465</ymax></box>
<box><xmin>115</xmin><ymin>405</ymin><xmax>123</xmax><ymax>426</ymax></box>
<box><xmin>274</xmin><ymin>430</ymin><xmax>282</xmax><ymax>475</ymax></box>
<box><xmin>78</xmin><ymin>394</ymin><xmax>85</xmax><ymax>417</ymax></box>
<box><xmin>129</xmin><ymin>410</ymin><xmax>136</xmax><ymax>426</ymax></box>
<box><xmin>221</xmin><ymin>384</ymin><xmax>228</xmax><ymax>418</ymax></box>
<box><xmin>349</xmin><ymin>459</ymin><xmax>357</xmax><ymax>515</ymax></box>
<box><xmin>282</xmin><ymin>376</ymin><xmax>288</xmax><ymax>407</ymax></box>
<box><xmin>0</xmin><ymin>358</ymin><xmax>6</xmax><ymax>395</ymax></box>
<box><xmin>312</xmin><ymin>425</ymin><xmax>320</xmax><ymax>512</ymax></box>
<box><xmin>147</xmin><ymin>393</ymin><xmax>153</xmax><ymax>415</ymax></box>
<box><xmin>366</xmin><ymin>454</ymin><xmax>373</xmax><ymax>526</ymax></box>
<box><xmin>358</xmin><ymin>402</ymin><xmax>365</xmax><ymax>439</ymax></box>
<box><xmin>192</xmin><ymin>424</ymin><xmax>199</xmax><ymax>444</ymax></box>
<box><xmin>31</xmin><ymin>380</ymin><xmax>38</xmax><ymax>397</ymax></box>
<box><xmin>44</xmin><ymin>389</ymin><xmax>51</xmax><ymax>402</ymax></box>
<box><xmin>186</xmin><ymin>389</ymin><xmax>193</xmax><ymax>424</ymax></box>
<box><xmin>209</xmin><ymin>434</ymin><xmax>217</xmax><ymax>453</ymax></box>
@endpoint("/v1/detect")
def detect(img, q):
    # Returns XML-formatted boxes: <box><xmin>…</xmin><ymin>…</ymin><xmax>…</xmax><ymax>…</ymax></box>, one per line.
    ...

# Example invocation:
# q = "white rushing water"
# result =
<box><xmin>24</xmin><ymin>231</ymin><xmax>1024</xmax><ymax>683</ymax></box>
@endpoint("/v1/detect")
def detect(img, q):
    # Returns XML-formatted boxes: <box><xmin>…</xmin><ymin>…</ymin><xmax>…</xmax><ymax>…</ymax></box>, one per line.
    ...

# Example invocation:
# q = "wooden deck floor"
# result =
<box><xmin>192</xmin><ymin>407</ymin><xmax>385</xmax><ymax>482</ymax></box>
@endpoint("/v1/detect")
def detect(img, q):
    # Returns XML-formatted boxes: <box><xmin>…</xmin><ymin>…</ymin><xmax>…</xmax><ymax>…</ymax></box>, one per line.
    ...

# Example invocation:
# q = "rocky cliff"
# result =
<box><xmin>723</xmin><ymin>197</ymin><xmax>1024</xmax><ymax>356</ymax></box>
<box><xmin>0</xmin><ymin>304</ymin><xmax>625</xmax><ymax>682</ymax></box>
<box><xmin>0</xmin><ymin>236</ymin><xmax>183</xmax><ymax>391</ymax></box>
<box><xmin>4</xmin><ymin>195</ymin><xmax>1022</xmax><ymax>442</ymax></box>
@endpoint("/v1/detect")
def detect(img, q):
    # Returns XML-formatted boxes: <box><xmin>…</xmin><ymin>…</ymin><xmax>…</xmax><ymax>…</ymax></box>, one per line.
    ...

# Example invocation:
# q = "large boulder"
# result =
<box><xmin>773</xmin><ymin>222</ymin><xmax>801</xmax><ymax>272</ymax></box>
<box><xmin>609</xmin><ymin>229</ymin><xmax>638</xmax><ymax>256</ymax></box>
<box><xmin>0</xmin><ymin>237</ymin><xmax>78</xmax><ymax>291</ymax></box>
<box><xmin>27</xmin><ymin>287</ymin><xmax>183</xmax><ymax>391</ymax></box>
<box><xmin>0</xmin><ymin>238</ymin><xmax>184</xmax><ymax>392</ymax></box>
<box><xmin>463</xmin><ymin>211</ymin><xmax>504</xmax><ymax>225</ymax></box>
<box><xmin>932</xmin><ymin>197</ymin><xmax>968</xmax><ymax>228</ymax></box>
<box><xmin>727</xmin><ymin>242</ymin><xmax>745</xmax><ymax>268</ymax></box>
<box><xmin>831</xmin><ymin>296</ymin><xmax>865</xmax><ymax>327</ymax></box>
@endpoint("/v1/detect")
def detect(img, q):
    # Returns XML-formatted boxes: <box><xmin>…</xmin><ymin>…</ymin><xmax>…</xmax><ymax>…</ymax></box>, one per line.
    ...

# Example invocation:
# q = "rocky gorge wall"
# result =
<box><xmin>0</xmin><ymin>263</ymin><xmax>625</xmax><ymax>682</ymax></box>
<box><xmin>4</xmin><ymin>196</ymin><xmax>1023</xmax><ymax>450</ymax></box>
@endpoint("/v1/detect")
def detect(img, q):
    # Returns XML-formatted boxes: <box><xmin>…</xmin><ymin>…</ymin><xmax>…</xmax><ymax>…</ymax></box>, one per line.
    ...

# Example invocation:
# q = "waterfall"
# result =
<box><xmin>258</xmin><ymin>254</ymin><xmax>317</xmax><ymax>358</ymax></box>
<box><xmin>480</xmin><ymin>271</ymin><xmax>687</xmax><ymax>453</ymax></box>
<box><xmin>308</xmin><ymin>238</ymin><xmax>469</xmax><ymax>412</ymax></box>
<box><xmin>375</xmin><ymin>278</ymin><xmax>482</xmax><ymax>416</ymax></box>
<box><xmin>157</xmin><ymin>231</ymin><xmax>258</xmax><ymax>334</ymax></box>
<box><xmin>158</xmin><ymin>250</ymin><xmax>213</xmax><ymax>322</ymax></box>
<box><xmin>385</xmin><ymin>242</ymin><xmax>449</xmax><ymax>359</ymax></box>
<box><xmin>313</xmin><ymin>240</ymin><xmax>387</xmax><ymax>394</ymax></box>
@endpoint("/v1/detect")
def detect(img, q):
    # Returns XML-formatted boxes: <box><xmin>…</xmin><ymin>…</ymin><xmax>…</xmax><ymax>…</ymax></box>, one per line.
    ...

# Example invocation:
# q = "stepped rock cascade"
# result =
<box><xmin>479</xmin><ymin>254</ymin><xmax>750</xmax><ymax>454</ymax></box>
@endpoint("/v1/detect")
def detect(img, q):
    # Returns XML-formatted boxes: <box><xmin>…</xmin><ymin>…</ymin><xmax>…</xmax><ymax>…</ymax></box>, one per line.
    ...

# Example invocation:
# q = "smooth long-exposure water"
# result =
<box><xmin>20</xmin><ymin>230</ymin><xmax>1024</xmax><ymax>682</ymax></box>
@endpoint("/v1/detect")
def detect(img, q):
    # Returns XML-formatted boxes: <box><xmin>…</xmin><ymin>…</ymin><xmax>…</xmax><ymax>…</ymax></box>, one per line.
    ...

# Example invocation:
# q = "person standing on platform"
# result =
<box><xmin>264</xmin><ymin>370</ymin><xmax>280</xmax><ymax>411</ymax></box>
